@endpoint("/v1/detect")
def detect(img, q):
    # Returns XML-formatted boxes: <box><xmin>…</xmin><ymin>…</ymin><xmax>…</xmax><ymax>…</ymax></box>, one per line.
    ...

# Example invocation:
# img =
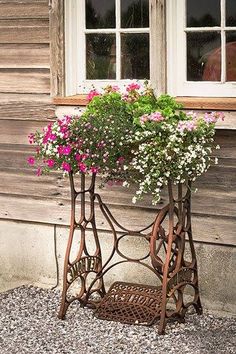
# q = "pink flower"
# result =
<box><xmin>149</xmin><ymin>112</ymin><xmax>164</xmax><ymax>122</ymax></box>
<box><xmin>47</xmin><ymin>159</ymin><xmax>55</xmax><ymax>168</ymax></box>
<box><xmin>117</xmin><ymin>156</ymin><xmax>125</xmax><ymax>164</ymax></box>
<box><xmin>75</xmin><ymin>153</ymin><xmax>82</xmax><ymax>162</ymax></box>
<box><xmin>81</xmin><ymin>153</ymin><xmax>89</xmax><ymax>161</ymax></box>
<box><xmin>28</xmin><ymin>133</ymin><xmax>35</xmax><ymax>144</ymax></box>
<box><xmin>27</xmin><ymin>156</ymin><xmax>35</xmax><ymax>165</ymax></box>
<box><xmin>107</xmin><ymin>180</ymin><xmax>114</xmax><ymax>186</ymax></box>
<box><xmin>49</xmin><ymin>133</ymin><xmax>57</xmax><ymax>141</ymax></box>
<box><xmin>140</xmin><ymin>114</ymin><xmax>149</xmax><ymax>124</ymax></box>
<box><xmin>90</xmin><ymin>166</ymin><xmax>99</xmax><ymax>174</ymax></box>
<box><xmin>78</xmin><ymin>162</ymin><xmax>87</xmax><ymax>173</ymax></box>
<box><xmin>204</xmin><ymin>111</ymin><xmax>225</xmax><ymax>123</ymax></box>
<box><xmin>57</xmin><ymin>146</ymin><xmax>64</xmax><ymax>155</ymax></box>
<box><xmin>58</xmin><ymin>115</ymin><xmax>71</xmax><ymax>126</ymax></box>
<box><xmin>177</xmin><ymin>120</ymin><xmax>196</xmax><ymax>132</ymax></box>
<box><xmin>63</xmin><ymin>145</ymin><xmax>72</xmax><ymax>155</ymax></box>
<box><xmin>62</xmin><ymin>162</ymin><xmax>71</xmax><ymax>172</ymax></box>
<box><xmin>87</xmin><ymin>89</ymin><xmax>100</xmax><ymax>102</ymax></box>
<box><xmin>126</xmin><ymin>82</ymin><xmax>141</xmax><ymax>92</ymax></box>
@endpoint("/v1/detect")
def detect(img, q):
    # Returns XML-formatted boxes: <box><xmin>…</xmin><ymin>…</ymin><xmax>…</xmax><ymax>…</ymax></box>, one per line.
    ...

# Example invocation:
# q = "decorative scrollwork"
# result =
<box><xmin>59</xmin><ymin>174</ymin><xmax>202</xmax><ymax>335</ymax></box>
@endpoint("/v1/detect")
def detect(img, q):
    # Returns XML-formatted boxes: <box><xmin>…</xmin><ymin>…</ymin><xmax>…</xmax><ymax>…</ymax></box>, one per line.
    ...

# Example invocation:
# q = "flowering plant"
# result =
<box><xmin>28</xmin><ymin>82</ymin><xmax>223</xmax><ymax>204</ymax></box>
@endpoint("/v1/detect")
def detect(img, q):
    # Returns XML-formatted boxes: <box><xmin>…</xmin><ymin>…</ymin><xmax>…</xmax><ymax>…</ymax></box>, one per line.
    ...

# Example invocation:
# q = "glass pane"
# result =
<box><xmin>121</xmin><ymin>33</ymin><xmax>149</xmax><ymax>79</ymax></box>
<box><xmin>187</xmin><ymin>0</ymin><xmax>220</xmax><ymax>27</ymax></box>
<box><xmin>226</xmin><ymin>32</ymin><xmax>236</xmax><ymax>81</ymax></box>
<box><xmin>187</xmin><ymin>32</ymin><xmax>221</xmax><ymax>81</ymax></box>
<box><xmin>86</xmin><ymin>0</ymin><xmax>115</xmax><ymax>29</ymax></box>
<box><xmin>121</xmin><ymin>0</ymin><xmax>149</xmax><ymax>28</ymax></box>
<box><xmin>226</xmin><ymin>0</ymin><xmax>236</xmax><ymax>26</ymax></box>
<box><xmin>86</xmin><ymin>34</ymin><xmax>116</xmax><ymax>79</ymax></box>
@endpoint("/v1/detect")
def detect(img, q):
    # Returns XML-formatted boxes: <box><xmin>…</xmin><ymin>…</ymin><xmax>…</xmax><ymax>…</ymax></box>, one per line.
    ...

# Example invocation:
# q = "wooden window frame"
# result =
<box><xmin>167</xmin><ymin>0</ymin><xmax>236</xmax><ymax>98</ymax></box>
<box><xmin>50</xmin><ymin>0</ymin><xmax>236</xmax><ymax>111</ymax></box>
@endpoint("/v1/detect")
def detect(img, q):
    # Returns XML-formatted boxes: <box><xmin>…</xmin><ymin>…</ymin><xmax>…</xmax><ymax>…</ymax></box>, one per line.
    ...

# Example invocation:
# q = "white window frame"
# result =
<box><xmin>65</xmin><ymin>0</ymin><xmax>164</xmax><ymax>96</ymax></box>
<box><xmin>167</xmin><ymin>0</ymin><xmax>236</xmax><ymax>97</ymax></box>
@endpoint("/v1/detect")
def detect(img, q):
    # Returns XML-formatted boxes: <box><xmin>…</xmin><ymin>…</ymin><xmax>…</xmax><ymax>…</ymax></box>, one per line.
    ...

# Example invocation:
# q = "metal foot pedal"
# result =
<box><xmin>94</xmin><ymin>281</ymin><xmax>163</xmax><ymax>326</ymax></box>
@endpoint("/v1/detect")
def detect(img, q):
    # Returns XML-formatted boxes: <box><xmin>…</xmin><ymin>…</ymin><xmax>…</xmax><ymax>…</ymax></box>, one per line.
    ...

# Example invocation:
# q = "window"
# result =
<box><xmin>167</xmin><ymin>0</ymin><xmax>236</xmax><ymax>97</ymax></box>
<box><xmin>65</xmin><ymin>0</ymin><xmax>153</xmax><ymax>95</ymax></box>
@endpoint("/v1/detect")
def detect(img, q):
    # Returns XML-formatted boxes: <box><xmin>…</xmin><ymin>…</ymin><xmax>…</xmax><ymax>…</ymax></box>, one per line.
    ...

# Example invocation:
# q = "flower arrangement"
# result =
<box><xmin>28</xmin><ymin>82</ymin><xmax>223</xmax><ymax>204</ymax></box>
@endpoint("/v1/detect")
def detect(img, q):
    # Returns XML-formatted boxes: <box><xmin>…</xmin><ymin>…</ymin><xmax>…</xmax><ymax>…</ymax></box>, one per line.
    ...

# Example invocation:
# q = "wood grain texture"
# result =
<box><xmin>0</xmin><ymin>69</ymin><xmax>50</xmax><ymax>93</ymax></box>
<box><xmin>0</xmin><ymin>94</ymin><xmax>54</xmax><ymax>120</ymax></box>
<box><xmin>0</xmin><ymin>1</ymin><xmax>49</xmax><ymax>19</ymax></box>
<box><xmin>0</xmin><ymin>193</ymin><xmax>235</xmax><ymax>246</ymax></box>
<box><xmin>0</xmin><ymin>19</ymin><xmax>49</xmax><ymax>43</ymax></box>
<box><xmin>176</xmin><ymin>97</ymin><xmax>236</xmax><ymax>111</ymax></box>
<box><xmin>0</xmin><ymin>120</ymin><xmax>53</xmax><ymax>144</ymax></box>
<box><xmin>53</xmin><ymin>95</ymin><xmax>88</xmax><ymax>106</ymax></box>
<box><xmin>0</xmin><ymin>44</ymin><xmax>50</xmax><ymax>68</ymax></box>
<box><xmin>49</xmin><ymin>0</ymin><xmax>65</xmax><ymax>96</ymax></box>
<box><xmin>150</xmin><ymin>0</ymin><xmax>166</xmax><ymax>94</ymax></box>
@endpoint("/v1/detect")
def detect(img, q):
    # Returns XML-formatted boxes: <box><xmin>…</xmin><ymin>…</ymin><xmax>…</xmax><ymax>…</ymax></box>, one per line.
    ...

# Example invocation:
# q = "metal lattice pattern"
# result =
<box><xmin>94</xmin><ymin>282</ymin><xmax>163</xmax><ymax>326</ymax></box>
<box><xmin>58</xmin><ymin>173</ymin><xmax>202</xmax><ymax>334</ymax></box>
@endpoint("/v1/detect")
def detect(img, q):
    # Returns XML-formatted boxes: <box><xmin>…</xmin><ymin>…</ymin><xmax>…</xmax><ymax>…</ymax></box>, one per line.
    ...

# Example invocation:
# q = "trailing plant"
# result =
<box><xmin>28</xmin><ymin>82</ymin><xmax>223</xmax><ymax>204</ymax></box>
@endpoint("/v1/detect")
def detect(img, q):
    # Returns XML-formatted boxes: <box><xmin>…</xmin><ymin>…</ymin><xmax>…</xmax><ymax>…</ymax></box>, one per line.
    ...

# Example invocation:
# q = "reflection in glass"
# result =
<box><xmin>187</xmin><ymin>0</ymin><xmax>220</xmax><ymax>27</ymax></box>
<box><xmin>121</xmin><ymin>33</ymin><xmax>149</xmax><ymax>79</ymax></box>
<box><xmin>226</xmin><ymin>32</ymin><xmax>236</xmax><ymax>81</ymax></box>
<box><xmin>226</xmin><ymin>0</ymin><xmax>236</xmax><ymax>26</ymax></box>
<box><xmin>187</xmin><ymin>32</ymin><xmax>221</xmax><ymax>81</ymax></box>
<box><xmin>121</xmin><ymin>0</ymin><xmax>149</xmax><ymax>28</ymax></box>
<box><xmin>86</xmin><ymin>34</ymin><xmax>116</xmax><ymax>79</ymax></box>
<box><xmin>86</xmin><ymin>0</ymin><xmax>115</xmax><ymax>29</ymax></box>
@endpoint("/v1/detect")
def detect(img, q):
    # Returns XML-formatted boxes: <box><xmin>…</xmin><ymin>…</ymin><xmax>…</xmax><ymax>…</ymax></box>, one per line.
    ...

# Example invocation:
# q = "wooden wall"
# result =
<box><xmin>0</xmin><ymin>1</ymin><xmax>235</xmax><ymax>250</ymax></box>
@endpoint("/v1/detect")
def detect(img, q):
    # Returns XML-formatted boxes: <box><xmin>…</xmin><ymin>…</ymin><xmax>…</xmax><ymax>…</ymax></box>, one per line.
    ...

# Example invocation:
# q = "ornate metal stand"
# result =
<box><xmin>58</xmin><ymin>173</ymin><xmax>202</xmax><ymax>334</ymax></box>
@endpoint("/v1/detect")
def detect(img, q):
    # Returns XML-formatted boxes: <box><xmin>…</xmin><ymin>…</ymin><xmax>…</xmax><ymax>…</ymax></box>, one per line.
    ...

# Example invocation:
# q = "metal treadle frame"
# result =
<box><xmin>58</xmin><ymin>173</ymin><xmax>203</xmax><ymax>334</ymax></box>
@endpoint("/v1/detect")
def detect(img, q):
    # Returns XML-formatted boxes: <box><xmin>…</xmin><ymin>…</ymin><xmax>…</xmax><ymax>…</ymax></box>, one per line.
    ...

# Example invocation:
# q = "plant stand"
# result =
<box><xmin>58</xmin><ymin>173</ymin><xmax>202</xmax><ymax>334</ymax></box>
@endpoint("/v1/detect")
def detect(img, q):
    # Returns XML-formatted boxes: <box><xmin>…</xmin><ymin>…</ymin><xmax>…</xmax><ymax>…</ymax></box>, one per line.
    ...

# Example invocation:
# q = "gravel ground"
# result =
<box><xmin>0</xmin><ymin>286</ymin><xmax>235</xmax><ymax>354</ymax></box>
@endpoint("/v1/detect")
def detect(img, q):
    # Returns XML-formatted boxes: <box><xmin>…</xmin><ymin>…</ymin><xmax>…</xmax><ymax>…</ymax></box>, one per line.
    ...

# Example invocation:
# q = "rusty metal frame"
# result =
<box><xmin>58</xmin><ymin>173</ymin><xmax>202</xmax><ymax>334</ymax></box>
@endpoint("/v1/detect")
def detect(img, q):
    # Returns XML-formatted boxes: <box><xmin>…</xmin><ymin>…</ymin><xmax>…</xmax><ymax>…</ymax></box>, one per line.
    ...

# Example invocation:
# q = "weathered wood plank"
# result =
<box><xmin>0</xmin><ymin>19</ymin><xmax>49</xmax><ymax>43</ymax></box>
<box><xmin>0</xmin><ymin>193</ymin><xmax>235</xmax><ymax>246</ymax></box>
<box><xmin>0</xmin><ymin>1</ymin><xmax>48</xmax><ymax>19</ymax></box>
<box><xmin>0</xmin><ymin>94</ymin><xmax>54</xmax><ymax>120</ymax></box>
<box><xmin>0</xmin><ymin>120</ymin><xmax>53</xmax><ymax>144</ymax></box>
<box><xmin>0</xmin><ymin>69</ymin><xmax>50</xmax><ymax>93</ymax></box>
<box><xmin>49</xmin><ymin>0</ymin><xmax>65</xmax><ymax>96</ymax></box>
<box><xmin>0</xmin><ymin>44</ymin><xmax>50</xmax><ymax>68</ymax></box>
<box><xmin>177</xmin><ymin>97</ymin><xmax>236</xmax><ymax>111</ymax></box>
<box><xmin>0</xmin><ymin>166</ymin><xmax>236</xmax><ymax>219</ymax></box>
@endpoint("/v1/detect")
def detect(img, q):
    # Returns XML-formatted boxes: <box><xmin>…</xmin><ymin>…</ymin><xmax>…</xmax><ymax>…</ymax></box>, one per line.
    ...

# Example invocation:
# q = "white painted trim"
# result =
<box><xmin>167</xmin><ymin>0</ymin><xmax>236</xmax><ymax>97</ymax></box>
<box><xmin>65</xmin><ymin>0</ymin><xmax>152</xmax><ymax>94</ymax></box>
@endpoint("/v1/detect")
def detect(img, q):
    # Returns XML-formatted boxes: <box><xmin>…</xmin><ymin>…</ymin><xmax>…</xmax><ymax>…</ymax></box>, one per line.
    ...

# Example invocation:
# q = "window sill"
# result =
<box><xmin>53</xmin><ymin>95</ymin><xmax>236</xmax><ymax>111</ymax></box>
<box><xmin>175</xmin><ymin>97</ymin><xmax>236</xmax><ymax>111</ymax></box>
<box><xmin>53</xmin><ymin>95</ymin><xmax>88</xmax><ymax>106</ymax></box>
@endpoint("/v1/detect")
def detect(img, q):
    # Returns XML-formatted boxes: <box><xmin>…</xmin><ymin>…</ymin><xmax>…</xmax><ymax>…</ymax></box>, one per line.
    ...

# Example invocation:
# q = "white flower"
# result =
<box><xmin>215</xmin><ymin>157</ymin><xmax>218</xmax><ymax>165</ymax></box>
<box><xmin>132</xmin><ymin>196</ymin><xmax>137</xmax><ymax>204</ymax></box>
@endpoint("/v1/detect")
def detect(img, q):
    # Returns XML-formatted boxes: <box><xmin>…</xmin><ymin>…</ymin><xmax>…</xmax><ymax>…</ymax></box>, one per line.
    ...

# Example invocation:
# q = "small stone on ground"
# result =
<box><xmin>0</xmin><ymin>286</ymin><xmax>235</xmax><ymax>354</ymax></box>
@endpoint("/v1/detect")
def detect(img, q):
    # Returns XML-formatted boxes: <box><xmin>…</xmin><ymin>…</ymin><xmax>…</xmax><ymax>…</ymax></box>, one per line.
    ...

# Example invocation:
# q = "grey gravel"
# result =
<box><xmin>0</xmin><ymin>286</ymin><xmax>235</xmax><ymax>354</ymax></box>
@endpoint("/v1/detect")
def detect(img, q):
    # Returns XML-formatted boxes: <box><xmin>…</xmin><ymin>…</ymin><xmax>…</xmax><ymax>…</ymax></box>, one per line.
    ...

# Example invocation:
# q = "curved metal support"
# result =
<box><xmin>58</xmin><ymin>174</ymin><xmax>202</xmax><ymax>335</ymax></box>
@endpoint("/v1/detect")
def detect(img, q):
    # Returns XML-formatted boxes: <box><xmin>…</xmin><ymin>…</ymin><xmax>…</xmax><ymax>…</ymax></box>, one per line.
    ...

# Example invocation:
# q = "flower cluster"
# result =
<box><xmin>28</xmin><ymin>82</ymin><xmax>223</xmax><ymax>204</ymax></box>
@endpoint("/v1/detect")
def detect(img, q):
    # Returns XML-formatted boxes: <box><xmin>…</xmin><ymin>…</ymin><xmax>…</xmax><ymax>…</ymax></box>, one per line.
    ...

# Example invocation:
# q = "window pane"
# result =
<box><xmin>121</xmin><ymin>33</ymin><xmax>149</xmax><ymax>79</ymax></box>
<box><xmin>86</xmin><ymin>34</ymin><xmax>116</xmax><ymax>79</ymax></box>
<box><xmin>121</xmin><ymin>0</ymin><xmax>149</xmax><ymax>28</ymax></box>
<box><xmin>226</xmin><ymin>32</ymin><xmax>236</xmax><ymax>81</ymax></box>
<box><xmin>86</xmin><ymin>0</ymin><xmax>115</xmax><ymax>29</ymax></box>
<box><xmin>187</xmin><ymin>0</ymin><xmax>220</xmax><ymax>27</ymax></box>
<box><xmin>187</xmin><ymin>32</ymin><xmax>221</xmax><ymax>81</ymax></box>
<box><xmin>226</xmin><ymin>0</ymin><xmax>236</xmax><ymax>27</ymax></box>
